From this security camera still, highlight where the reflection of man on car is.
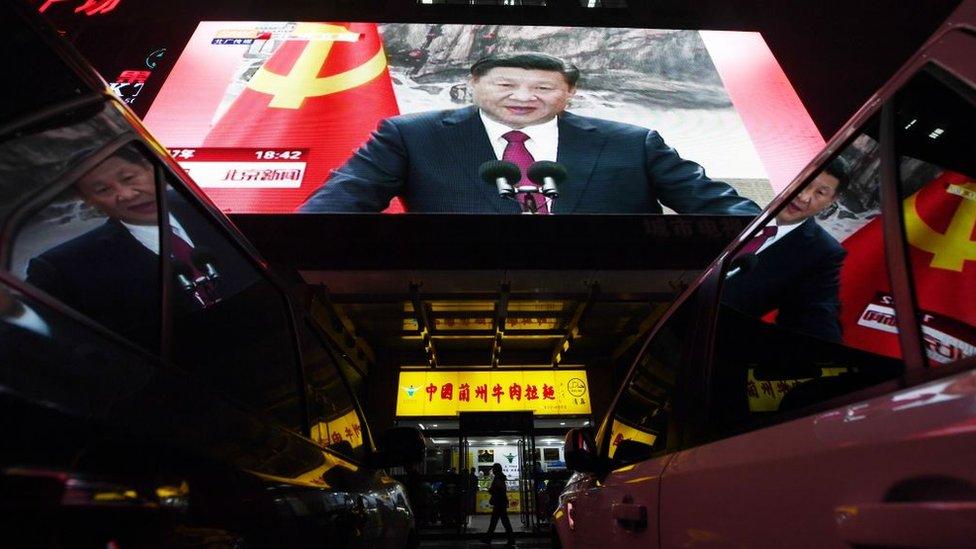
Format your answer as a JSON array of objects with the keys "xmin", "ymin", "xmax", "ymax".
[
  {"xmin": 25, "ymin": 145, "xmax": 241, "ymax": 345},
  {"xmin": 299, "ymin": 52, "xmax": 760, "ymax": 215},
  {"xmin": 722, "ymin": 158, "xmax": 850, "ymax": 342}
]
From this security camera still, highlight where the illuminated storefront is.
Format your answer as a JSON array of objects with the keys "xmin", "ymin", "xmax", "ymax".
[{"xmin": 395, "ymin": 369, "xmax": 591, "ymax": 521}]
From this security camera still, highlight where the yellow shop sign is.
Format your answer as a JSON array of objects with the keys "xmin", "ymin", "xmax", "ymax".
[{"xmin": 395, "ymin": 370, "xmax": 591, "ymax": 417}]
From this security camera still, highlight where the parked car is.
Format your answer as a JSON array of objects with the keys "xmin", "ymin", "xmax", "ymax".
[
  {"xmin": 556, "ymin": 1, "xmax": 976, "ymax": 547},
  {"xmin": 0, "ymin": 2, "xmax": 422, "ymax": 546}
]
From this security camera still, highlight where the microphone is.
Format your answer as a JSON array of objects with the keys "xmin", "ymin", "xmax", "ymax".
[
  {"xmin": 479, "ymin": 160, "xmax": 521, "ymax": 199},
  {"xmin": 173, "ymin": 262, "xmax": 196, "ymax": 291},
  {"xmin": 527, "ymin": 161, "xmax": 567, "ymax": 199},
  {"xmin": 173, "ymin": 261, "xmax": 208, "ymax": 307},
  {"xmin": 192, "ymin": 249, "xmax": 220, "ymax": 282}
]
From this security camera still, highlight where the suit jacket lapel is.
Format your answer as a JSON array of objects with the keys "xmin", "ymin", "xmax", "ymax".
[
  {"xmin": 783, "ymin": 218, "xmax": 818, "ymax": 246},
  {"xmin": 103, "ymin": 219, "xmax": 159, "ymax": 273},
  {"xmin": 555, "ymin": 112, "xmax": 603, "ymax": 213},
  {"xmin": 759, "ymin": 218, "xmax": 816, "ymax": 269},
  {"xmin": 441, "ymin": 106, "xmax": 517, "ymax": 213}
]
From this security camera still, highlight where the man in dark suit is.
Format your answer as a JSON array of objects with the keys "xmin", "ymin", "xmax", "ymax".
[
  {"xmin": 299, "ymin": 52, "xmax": 760, "ymax": 215},
  {"xmin": 722, "ymin": 158, "xmax": 851, "ymax": 342},
  {"xmin": 25, "ymin": 145, "xmax": 252, "ymax": 347}
]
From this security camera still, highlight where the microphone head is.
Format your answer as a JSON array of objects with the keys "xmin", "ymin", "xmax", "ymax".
[
  {"xmin": 192, "ymin": 248, "xmax": 220, "ymax": 280},
  {"xmin": 527, "ymin": 161, "xmax": 566, "ymax": 198},
  {"xmin": 172, "ymin": 262, "xmax": 195, "ymax": 290},
  {"xmin": 526, "ymin": 161, "xmax": 567, "ymax": 185},
  {"xmin": 479, "ymin": 160, "xmax": 521, "ymax": 184}
]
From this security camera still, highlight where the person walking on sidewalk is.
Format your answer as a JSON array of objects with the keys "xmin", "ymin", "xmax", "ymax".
[
  {"xmin": 483, "ymin": 463, "xmax": 516, "ymax": 546},
  {"xmin": 464, "ymin": 467, "xmax": 479, "ymax": 531}
]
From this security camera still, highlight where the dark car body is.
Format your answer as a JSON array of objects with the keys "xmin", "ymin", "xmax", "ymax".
[
  {"xmin": 0, "ymin": 3, "xmax": 420, "ymax": 546},
  {"xmin": 556, "ymin": 1, "xmax": 976, "ymax": 547}
]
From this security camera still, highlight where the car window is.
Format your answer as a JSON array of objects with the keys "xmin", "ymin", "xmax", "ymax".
[
  {"xmin": 6, "ymin": 140, "xmax": 162, "ymax": 350},
  {"xmin": 603, "ymin": 285, "xmax": 702, "ymax": 466},
  {"xmin": 0, "ymin": 100, "xmax": 131, "ymax": 229},
  {"xmin": 336, "ymin": 356, "xmax": 367, "ymax": 418},
  {"xmin": 308, "ymin": 292, "xmax": 370, "ymax": 406},
  {"xmin": 893, "ymin": 67, "xmax": 976, "ymax": 368},
  {"xmin": 709, "ymin": 121, "xmax": 908, "ymax": 436},
  {"xmin": 162, "ymin": 182, "xmax": 304, "ymax": 433},
  {"xmin": 302, "ymin": 319, "xmax": 370, "ymax": 462}
]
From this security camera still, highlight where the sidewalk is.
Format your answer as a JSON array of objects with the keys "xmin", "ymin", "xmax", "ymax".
[
  {"xmin": 419, "ymin": 513, "xmax": 547, "ymax": 541},
  {"xmin": 420, "ymin": 537, "xmax": 550, "ymax": 548}
]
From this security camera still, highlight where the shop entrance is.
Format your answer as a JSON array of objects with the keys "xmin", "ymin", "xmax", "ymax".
[
  {"xmin": 395, "ymin": 415, "xmax": 580, "ymax": 537},
  {"xmin": 459, "ymin": 411, "xmax": 538, "ymax": 532}
]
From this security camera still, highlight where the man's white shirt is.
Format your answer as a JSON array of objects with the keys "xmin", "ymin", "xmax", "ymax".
[
  {"xmin": 479, "ymin": 111, "xmax": 559, "ymax": 209},
  {"xmin": 754, "ymin": 218, "xmax": 803, "ymax": 255},
  {"xmin": 479, "ymin": 111, "xmax": 559, "ymax": 164},
  {"xmin": 122, "ymin": 214, "xmax": 194, "ymax": 256}
]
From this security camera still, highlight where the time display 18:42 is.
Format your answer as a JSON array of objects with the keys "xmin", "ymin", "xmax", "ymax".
[{"xmin": 254, "ymin": 150, "xmax": 304, "ymax": 160}]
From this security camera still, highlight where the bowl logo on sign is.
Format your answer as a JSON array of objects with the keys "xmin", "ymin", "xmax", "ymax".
[{"xmin": 567, "ymin": 378, "xmax": 586, "ymax": 398}]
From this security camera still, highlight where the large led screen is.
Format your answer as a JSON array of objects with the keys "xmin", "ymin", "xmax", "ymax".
[{"xmin": 144, "ymin": 23, "xmax": 824, "ymax": 214}]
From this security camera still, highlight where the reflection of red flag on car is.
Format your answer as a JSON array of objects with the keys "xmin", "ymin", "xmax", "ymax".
[
  {"xmin": 838, "ymin": 171, "xmax": 976, "ymax": 362},
  {"xmin": 203, "ymin": 22, "xmax": 403, "ymax": 213}
]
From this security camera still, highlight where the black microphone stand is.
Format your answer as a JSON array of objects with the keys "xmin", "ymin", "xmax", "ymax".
[
  {"xmin": 479, "ymin": 160, "xmax": 561, "ymax": 215},
  {"xmin": 517, "ymin": 188, "xmax": 542, "ymax": 215}
]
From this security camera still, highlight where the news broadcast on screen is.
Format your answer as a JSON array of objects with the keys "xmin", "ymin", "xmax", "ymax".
[{"xmin": 143, "ymin": 22, "xmax": 825, "ymax": 214}]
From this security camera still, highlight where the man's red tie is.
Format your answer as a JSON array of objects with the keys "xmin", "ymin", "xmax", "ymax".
[
  {"xmin": 734, "ymin": 225, "xmax": 778, "ymax": 259},
  {"xmin": 502, "ymin": 130, "xmax": 549, "ymax": 214}
]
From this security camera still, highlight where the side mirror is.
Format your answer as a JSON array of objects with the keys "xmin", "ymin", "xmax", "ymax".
[
  {"xmin": 370, "ymin": 427, "xmax": 426, "ymax": 468},
  {"xmin": 563, "ymin": 428, "xmax": 600, "ymax": 473}
]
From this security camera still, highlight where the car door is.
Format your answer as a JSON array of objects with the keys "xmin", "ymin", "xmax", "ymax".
[
  {"xmin": 658, "ymin": 41, "xmax": 976, "ymax": 548},
  {"xmin": 154, "ymin": 162, "xmax": 408, "ymax": 547},
  {"xmin": 300, "ymin": 313, "xmax": 416, "ymax": 548},
  {"xmin": 555, "ymin": 276, "xmax": 718, "ymax": 549},
  {"xmin": 0, "ymin": 98, "xmax": 303, "ymax": 545},
  {"xmin": 0, "ymin": 6, "xmax": 408, "ymax": 546}
]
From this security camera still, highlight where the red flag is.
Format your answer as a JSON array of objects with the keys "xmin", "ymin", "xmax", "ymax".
[
  {"xmin": 202, "ymin": 22, "xmax": 403, "ymax": 213},
  {"xmin": 838, "ymin": 171, "xmax": 976, "ymax": 363}
]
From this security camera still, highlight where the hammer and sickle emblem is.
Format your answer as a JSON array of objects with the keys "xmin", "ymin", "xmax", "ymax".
[
  {"xmin": 247, "ymin": 22, "xmax": 387, "ymax": 109},
  {"xmin": 903, "ymin": 181, "xmax": 976, "ymax": 272}
]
